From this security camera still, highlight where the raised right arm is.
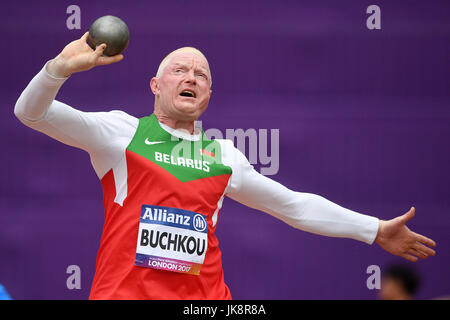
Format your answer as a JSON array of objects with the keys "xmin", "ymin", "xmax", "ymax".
[
  {"xmin": 14, "ymin": 60, "xmax": 133, "ymax": 154},
  {"xmin": 14, "ymin": 31, "xmax": 124, "ymax": 137},
  {"xmin": 15, "ymin": 31, "xmax": 122, "ymax": 121},
  {"xmin": 14, "ymin": 32, "xmax": 135, "ymax": 179}
]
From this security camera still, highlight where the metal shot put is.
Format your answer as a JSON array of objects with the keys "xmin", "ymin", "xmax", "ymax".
[{"xmin": 88, "ymin": 15, "xmax": 129, "ymax": 56}]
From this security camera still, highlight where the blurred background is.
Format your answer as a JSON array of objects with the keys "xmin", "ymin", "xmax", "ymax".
[{"xmin": 0, "ymin": 0, "xmax": 449, "ymax": 299}]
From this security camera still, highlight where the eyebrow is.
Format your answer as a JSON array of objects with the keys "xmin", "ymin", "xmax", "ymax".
[{"xmin": 172, "ymin": 63, "xmax": 208, "ymax": 74}]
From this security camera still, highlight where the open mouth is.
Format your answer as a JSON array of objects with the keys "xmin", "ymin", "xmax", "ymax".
[{"xmin": 179, "ymin": 90, "xmax": 196, "ymax": 98}]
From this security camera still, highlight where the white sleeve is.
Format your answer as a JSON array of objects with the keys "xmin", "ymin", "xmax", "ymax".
[
  {"xmin": 219, "ymin": 140, "xmax": 380, "ymax": 245},
  {"xmin": 14, "ymin": 61, "xmax": 138, "ymax": 179}
]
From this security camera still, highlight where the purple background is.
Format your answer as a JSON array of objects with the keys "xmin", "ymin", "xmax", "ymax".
[{"xmin": 1, "ymin": 0, "xmax": 449, "ymax": 299}]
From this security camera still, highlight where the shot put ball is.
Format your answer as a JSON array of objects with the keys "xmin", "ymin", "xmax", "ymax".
[{"xmin": 87, "ymin": 15, "xmax": 130, "ymax": 56}]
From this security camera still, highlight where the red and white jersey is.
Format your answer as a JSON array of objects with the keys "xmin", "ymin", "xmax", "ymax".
[{"xmin": 14, "ymin": 62, "xmax": 379, "ymax": 299}]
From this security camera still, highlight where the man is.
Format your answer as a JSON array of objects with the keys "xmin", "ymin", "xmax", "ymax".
[
  {"xmin": 14, "ymin": 33, "xmax": 436, "ymax": 299},
  {"xmin": 379, "ymin": 264, "xmax": 421, "ymax": 300}
]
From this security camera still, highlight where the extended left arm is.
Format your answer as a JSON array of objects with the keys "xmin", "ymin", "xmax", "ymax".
[
  {"xmin": 226, "ymin": 160, "xmax": 379, "ymax": 244},
  {"xmin": 223, "ymin": 143, "xmax": 436, "ymax": 260}
]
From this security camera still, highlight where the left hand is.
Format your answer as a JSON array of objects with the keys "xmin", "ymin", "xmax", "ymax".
[{"xmin": 375, "ymin": 207, "xmax": 436, "ymax": 262}]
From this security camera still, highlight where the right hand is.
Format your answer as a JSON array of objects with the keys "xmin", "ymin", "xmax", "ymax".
[{"xmin": 47, "ymin": 32, "xmax": 124, "ymax": 78}]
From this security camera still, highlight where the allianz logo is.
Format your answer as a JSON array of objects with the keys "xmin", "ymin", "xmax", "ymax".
[{"xmin": 142, "ymin": 207, "xmax": 207, "ymax": 232}]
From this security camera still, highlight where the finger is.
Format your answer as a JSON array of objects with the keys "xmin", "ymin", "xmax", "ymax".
[
  {"xmin": 96, "ymin": 54, "xmax": 124, "ymax": 66},
  {"xmin": 400, "ymin": 252, "xmax": 418, "ymax": 262},
  {"xmin": 413, "ymin": 242, "xmax": 436, "ymax": 257},
  {"xmin": 408, "ymin": 248, "xmax": 428, "ymax": 259},
  {"xmin": 93, "ymin": 43, "xmax": 107, "ymax": 57},
  {"xmin": 81, "ymin": 31, "xmax": 89, "ymax": 42},
  {"xmin": 414, "ymin": 232, "xmax": 436, "ymax": 248},
  {"xmin": 401, "ymin": 207, "xmax": 415, "ymax": 224}
]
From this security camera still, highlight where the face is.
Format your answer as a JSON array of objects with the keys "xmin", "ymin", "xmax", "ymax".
[
  {"xmin": 151, "ymin": 51, "xmax": 212, "ymax": 122},
  {"xmin": 379, "ymin": 277, "xmax": 409, "ymax": 300}
]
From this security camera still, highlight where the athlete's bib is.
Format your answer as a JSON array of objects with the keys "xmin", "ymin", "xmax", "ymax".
[{"xmin": 135, "ymin": 205, "xmax": 208, "ymax": 275}]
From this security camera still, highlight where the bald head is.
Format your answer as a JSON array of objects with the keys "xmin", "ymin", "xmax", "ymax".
[
  {"xmin": 150, "ymin": 46, "xmax": 213, "ymax": 125},
  {"xmin": 156, "ymin": 47, "xmax": 212, "ymax": 87}
]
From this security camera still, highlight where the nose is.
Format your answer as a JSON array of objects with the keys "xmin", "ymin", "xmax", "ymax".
[{"xmin": 184, "ymin": 69, "xmax": 196, "ymax": 84}]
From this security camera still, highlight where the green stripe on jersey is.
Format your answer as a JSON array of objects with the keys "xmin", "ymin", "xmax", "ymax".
[{"xmin": 127, "ymin": 114, "xmax": 232, "ymax": 182}]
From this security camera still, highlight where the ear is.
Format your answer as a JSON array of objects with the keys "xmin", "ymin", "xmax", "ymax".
[{"xmin": 150, "ymin": 77, "xmax": 159, "ymax": 95}]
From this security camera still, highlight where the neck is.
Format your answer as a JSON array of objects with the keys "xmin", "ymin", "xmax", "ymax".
[{"xmin": 153, "ymin": 111, "xmax": 196, "ymax": 135}]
